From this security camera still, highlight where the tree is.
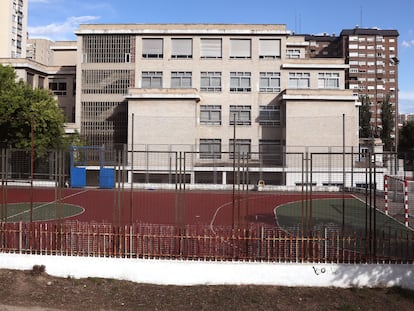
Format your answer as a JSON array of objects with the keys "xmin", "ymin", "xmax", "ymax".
[
  {"xmin": 380, "ymin": 94, "xmax": 394, "ymax": 151},
  {"xmin": 398, "ymin": 120, "xmax": 414, "ymax": 170},
  {"xmin": 0, "ymin": 65, "xmax": 66, "ymax": 157},
  {"xmin": 399, "ymin": 121, "xmax": 414, "ymax": 153},
  {"xmin": 359, "ymin": 95, "xmax": 372, "ymax": 138}
]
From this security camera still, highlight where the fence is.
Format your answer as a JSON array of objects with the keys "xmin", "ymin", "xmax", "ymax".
[
  {"xmin": 0, "ymin": 221, "xmax": 412, "ymax": 264},
  {"xmin": 1, "ymin": 146, "xmax": 413, "ymax": 263}
]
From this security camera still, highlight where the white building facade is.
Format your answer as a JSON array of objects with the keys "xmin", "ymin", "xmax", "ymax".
[{"xmin": 0, "ymin": 0, "xmax": 27, "ymax": 58}]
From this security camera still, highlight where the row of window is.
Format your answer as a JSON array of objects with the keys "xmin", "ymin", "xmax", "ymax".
[
  {"xmin": 141, "ymin": 71, "xmax": 339, "ymax": 91},
  {"xmin": 200, "ymin": 105, "xmax": 280, "ymax": 127},
  {"xmin": 142, "ymin": 38, "xmax": 281, "ymax": 60},
  {"xmin": 348, "ymin": 36, "xmax": 395, "ymax": 43},
  {"xmin": 199, "ymin": 139, "xmax": 282, "ymax": 159}
]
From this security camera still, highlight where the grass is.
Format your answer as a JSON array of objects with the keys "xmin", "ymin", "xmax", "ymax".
[
  {"xmin": 0, "ymin": 202, "xmax": 83, "ymax": 222},
  {"xmin": 275, "ymin": 197, "xmax": 412, "ymax": 235}
]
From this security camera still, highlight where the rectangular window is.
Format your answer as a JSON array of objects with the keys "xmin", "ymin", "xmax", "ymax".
[
  {"xmin": 200, "ymin": 139, "xmax": 221, "ymax": 159},
  {"xmin": 286, "ymin": 49, "xmax": 301, "ymax": 59},
  {"xmin": 200, "ymin": 39, "xmax": 222, "ymax": 58},
  {"xmin": 49, "ymin": 81, "xmax": 67, "ymax": 96},
  {"xmin": 259, "ymin": 105, "xmax": 281, "ymax": 126},
  {"xmin": 171, "ymin": 72, "xmax": 192, "ymax": 88},
  {"xmin": 82, "ymin": 35, "xmax": 135, "ymax": 63},
  {"xmin": 230, "ymin": 72, "xmax": 251, "ymax": 92},
  {"xmin": 142, "ymin": 71, "xmax": 163, "ymax": 88},
  {"xmin": 142, "ymin": 38, "xmax": 163, "ymax": 58},
  {"xmin": 259, "ymin": 140, "xmax": 283, "ymax": 165},
  {"xmin": 229, "ymin": 139, "xmax": 251, "ymax": 159},
  {"xmin": 259, "ymin": 39, "xmax": 281, "ymax": 58},
  {"xmin": 171, "ymin": 38, "xmax": 192, "ymax": 58},
  {"xmin": 230, "ymin": 39, "xmax": 251, "ymax": 58},
  {"xmin": 318, "ymin": 72, "xmax": 340, "ymax": 89},
  {"xmin": 230, "ymin": 105, "xmax": 251, "ymax": 125},
  {"xmin": 260, "ymin": 72, "xmax": 280, "ymax": 92},
  {"xmin": 288, "ymin": 72, "xmax": 310, "ymax": 89},
  {"xmin": 200, "ymin": 105, "xmax": 221, "ymax": 125},
  {"xmin": 200, "ymin": 72, "xmax": 222, "ymax": 92},
  {"xmin": 82, "ymin": 69, "xmax": 132, "ymax": 94}
]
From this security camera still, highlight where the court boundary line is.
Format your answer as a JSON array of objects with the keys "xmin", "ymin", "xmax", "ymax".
[{"xmin": 5, "ymin": 189, "xmax": 89, "ymax": 221}]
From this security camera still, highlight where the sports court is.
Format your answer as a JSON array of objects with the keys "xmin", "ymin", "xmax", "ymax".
[{"xmin": 1, "ymin": 186, "xmax": 410, "ymax": 235}]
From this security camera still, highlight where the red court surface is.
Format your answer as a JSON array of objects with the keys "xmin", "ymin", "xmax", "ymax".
[{"xmin": 1, "ymin": 187, "xmax": 347, "ymax": 227}]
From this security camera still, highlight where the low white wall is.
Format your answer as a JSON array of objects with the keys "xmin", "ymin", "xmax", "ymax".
[{"xmin": 0, "ymin": 254, "xmax": 413, "ymax": 289}]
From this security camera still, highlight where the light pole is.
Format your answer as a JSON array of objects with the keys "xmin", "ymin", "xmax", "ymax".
[{"xmin": 30, "ymin": 114, "xmax": 34, "ymax": 223}]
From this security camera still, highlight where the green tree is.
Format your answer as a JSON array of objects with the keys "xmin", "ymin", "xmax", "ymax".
[
  {"xmin": 380, "ymin": 94, "xmax": 394, "ymax": 151},
  {"xmin": 0, "ymin": 65, "xmax": 66, "ymax": 157},
  {"xmin": 399, "ymin": 120, "xmax": 414, "ymax": 153},
  {"xmin": 359, "ymin": 95, "xmax": 372, "ymax": 138},
  {"xmin": 398, "ymin": 120, "xmax": 414, "ymax": 170}
]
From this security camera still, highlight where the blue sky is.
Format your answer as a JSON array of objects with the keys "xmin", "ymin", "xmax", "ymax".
[{"xmin": 28, "ymin": 0, "xmax": 414, "ymax": 113}]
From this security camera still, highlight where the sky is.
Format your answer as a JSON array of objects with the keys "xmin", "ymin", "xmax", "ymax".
[{"xmin": 27, "ymin": 0, "xmax": 414, "ymax": 113}]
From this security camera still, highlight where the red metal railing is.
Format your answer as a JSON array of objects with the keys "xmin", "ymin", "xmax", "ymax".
[{"xmin": 0, "ymin": 221, "xmax": 413, "ymax": 264}]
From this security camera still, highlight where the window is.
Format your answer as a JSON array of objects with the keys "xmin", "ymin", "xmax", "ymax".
[
  {"xmin": 142, "ymin": 71, "xmax": 162, "ymax": 88},
  {"xmin": 259, "ymin": 39, "xmax": 280, "ymax": 59},
  {"xmin": 49, "ymin": 81, "xmax": 67, "ymax": 96},
  {"xmin": 200, "ymin": 39, "xmax": 222, "ymax": 58},
  {"xmin": 171, "ymin": 38, "xmax": 192, "ymax": 58},
  {"xmin": 286, "ymin": 49, "xmax": 301, "ymax": 59},
  {"xmin": 230, "ymin": 105, "xmax": 251, "ymax": 125},
  {"xmin": 230, "ymin": 72, "xmax": 251, "ymax": 92},
  {"xmin": 260, "ymin": 72, "xmax": 280, "ymax": 92},
  {"xmin": 229, "ymin": 139, "xmax": 251, "ymax": 159},
  {"xmin": 318, "ymin": 73, "xmax": 340, "ymax": 89},
  {"xmin": 82, "ymin": 70, "xmax": 132, "ymax": 94},
  {"xmin": 200, "ymin": 105, "xmax": 221, "ymax": 125},
  {"xmin": 259, "ymin": 140, "xmax": 283, "ymax": 165},
  {"xmin": 230, "ymin": 39, "xmax": 251, "ymax": 58},
  {"xmin": 200, "ymin": 139, "xmax": 221, "ymax": 159},
  {"xmin": 259, "ymin": 106, "xmax": 281, "ymax": 126},
  {"xmin": 288, "ymin": 72, "xmax": 310, "ymax": 89},
  {"xmin": 83, "ymin": 35, "xmax": 135, "ymax": 63},
  {"xmin": 200, "ymin": 72, "xmax": 222, "ymax": 92},
  {"xmin": 142, "ymin": 38, "xmax": 163, "ymax": 58},
  {"xmin": 171, "ymin": 72, "xmax": 192, "ymax": 88}
]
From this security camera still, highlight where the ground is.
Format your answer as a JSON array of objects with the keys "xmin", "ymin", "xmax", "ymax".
[{"xmin": 0, "ymin": 268, "xmax": 413, "ymax": 311}]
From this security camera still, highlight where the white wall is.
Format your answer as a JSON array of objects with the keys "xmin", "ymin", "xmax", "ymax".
[{"xmin": 1, "ymin": 254, "xmax": 413, "ymax": 289}]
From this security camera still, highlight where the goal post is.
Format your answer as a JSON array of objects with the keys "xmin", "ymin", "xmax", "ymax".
[{"xmin": 385, "ymin": 175, "xmax": 409, "ymax": 227}]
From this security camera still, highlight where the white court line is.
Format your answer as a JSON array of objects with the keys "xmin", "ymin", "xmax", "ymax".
[
  {"xmin": 209, "ymin": 195, "xmax": 266, "ymax": 235},
  {"xmin": 7, "ymin": 189, "xmax": 89, "ymax": 220}
]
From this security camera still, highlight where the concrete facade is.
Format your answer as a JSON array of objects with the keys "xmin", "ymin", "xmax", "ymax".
[
  {"xmin": 0, "ymin": 38, "xmax": 77, "ymax": 126},
  {"xmin": 75, "ymin": 24, "xmax": 360, "ymax": 157}
]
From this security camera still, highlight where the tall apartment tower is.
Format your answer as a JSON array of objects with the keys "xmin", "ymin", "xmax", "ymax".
[
  {"xmin": 0, "ymin": 0, "xmax": 28, "ymax": 58},
  {"xmin": 341, "ymin": 28, "xmax": 399, "ymax": 139}
]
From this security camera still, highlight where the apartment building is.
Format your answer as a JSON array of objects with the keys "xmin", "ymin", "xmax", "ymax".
[
  {"xmin": 76, "ymin": 24, "xmax": 359, "ymax": 156},
  {"xmin": 303, "ymin": 27, "xmax": 399, "ymax": 147},
  {"xmin": 0, "ymin": 0, "xmax": 27, "ymax": 58}
]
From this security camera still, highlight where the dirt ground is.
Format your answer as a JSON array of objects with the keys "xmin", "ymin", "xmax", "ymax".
[{"xmin": 0, "ymin": 268, "xmax": 414, "ymax": 311}]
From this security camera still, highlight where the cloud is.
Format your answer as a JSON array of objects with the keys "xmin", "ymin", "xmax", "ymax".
[
  {"xmin": 401, "ymin": 40, "xmax": 414, "ymax": 48},
  {"xmin": 28, "ymin": 16, "xmax": 100, "ymax": 41}
]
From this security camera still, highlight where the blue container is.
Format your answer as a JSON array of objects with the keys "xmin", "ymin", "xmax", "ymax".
[
  {"xmin": 70, "ymin": 167, "xmax": 86, "ymax": 188},
  {"xmin": 99, "ymin": 168, "xmax": 115, "ymax": 189}
]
